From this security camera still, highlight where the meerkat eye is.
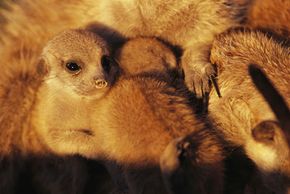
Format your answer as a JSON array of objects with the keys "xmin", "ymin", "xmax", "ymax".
[
  {"xmin": 101, "ymin": 55, "xmax": 111, "ymax": 73},
  {"xmin": 65, "ymin": 61, "xmax": 81, "ymax": 74}
]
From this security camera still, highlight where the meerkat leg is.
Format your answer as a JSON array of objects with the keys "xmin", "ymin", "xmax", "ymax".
[{"xmin": 181, "ymin": 42, "xmax": 216, "ymax": 100}]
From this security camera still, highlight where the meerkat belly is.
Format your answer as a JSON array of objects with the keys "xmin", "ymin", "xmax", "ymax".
[{"xmin": 33, "ymin": 87, "xmax": 98, "ymax": 156}]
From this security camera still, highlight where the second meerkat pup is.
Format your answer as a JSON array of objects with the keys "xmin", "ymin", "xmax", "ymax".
[
  {"xmin": 34, "ymin": 33, "xmax": 224, "ymax": 193},
  {"xmin": 115, "ymin": 37, "xmax": 179, "ymax": 78},
  {"xmin": 209, "ymin": 29, "xmax": 290, "ymax": 193}
]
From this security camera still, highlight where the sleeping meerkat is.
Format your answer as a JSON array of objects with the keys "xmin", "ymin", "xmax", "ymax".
[
  {"xmin": 209, "ymin": 29, "xmax": 290, "ymax": 193},
  {"xmin": 1, "ymin": 0, "xmax": 251, "ymax": 98},
  {"xmin": 115, "ymin": 37, "xmax": 181, "ymax": 82},
  {"xmin": 244, "ymin": 64, "xmax": 290, "ymax": 194},
  {"xmin": 33, "ymin": 33, "xmax": 224, "ymax": 193}
]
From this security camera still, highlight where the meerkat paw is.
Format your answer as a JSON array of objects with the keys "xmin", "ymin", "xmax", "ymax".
[
  {"xmin": 160, "ymin": 137, "xmax": 184, "ymax": 176},
  {"xmin": 183, "ymin": 62, "xmax": 216, "ymax": 98},
  {"xmin": 160, "ymin": 135, "xmax": 224, "ymax": 194},
  {"xmin": 160, "ymin": 137, "xmax": 200, "ymax": 194},
  {"xmin": 160, "ymin": 137, "xmax": 190, "ymax": 194}
]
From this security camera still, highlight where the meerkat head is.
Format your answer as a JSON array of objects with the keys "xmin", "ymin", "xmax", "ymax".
[{"xmin": 40, "ymin": 29, "xmax": 118, "ymax": 99}]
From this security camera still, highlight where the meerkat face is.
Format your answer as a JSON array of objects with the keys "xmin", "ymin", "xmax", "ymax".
[{"xmin": 41, "ymin": 29, "xmax": 118, "ymax": 99}]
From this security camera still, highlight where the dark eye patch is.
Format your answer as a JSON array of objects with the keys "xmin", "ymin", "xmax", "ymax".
[{"xmin": 101, "ymin": 55, "xmax": 111, "ymax": 73}]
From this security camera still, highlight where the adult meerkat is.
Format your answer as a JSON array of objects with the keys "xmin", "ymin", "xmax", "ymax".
[
  {"xmin": 1, "ymin": 0, "xmax": 251, "ymax": 98},
  {"xmin": 209, "ymin": 29, "xmax": 290, "ymax": 193},
  {"xmin": 33, "ymin": 33, "xmax": 224, "ymax": 193}
]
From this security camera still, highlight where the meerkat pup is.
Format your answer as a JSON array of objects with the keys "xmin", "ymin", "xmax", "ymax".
[
  {"xmin": 33, "ymin": 29, "xmax": 119, "ymax": 157},
  {"xmin": 1, "ymin": 0, "xmax": 251, "ymax": 98},
  {"xmin": 209, "ymin": 29, "xmax": 290, "ymax": 193},
  {"xmin": 0, "ymin": 53, "xmax": 109, "ymax": 194},
  {"xmin": 115, "ymin": 37, "xmax": 179, "ymax": 80},
  {"xmin": 33, "ymin": 33, "xmax": 224, "ymax": 193},
  {"xmin": 245, "ymin": 64, "xmax": 290, "ymax": 194},
  {"xmin": 0, "ymin": 28, "xmax": 118, "ymax": 194}
]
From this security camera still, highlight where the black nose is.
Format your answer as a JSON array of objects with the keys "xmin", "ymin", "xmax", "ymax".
[{"xmin": 101, "ymin": 55, "xmax": 111, "ymax": 74}]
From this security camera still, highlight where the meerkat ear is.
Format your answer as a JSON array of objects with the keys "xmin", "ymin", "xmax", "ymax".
[
  {"xmin": 36, "ymin": 58, "xmax": 50, "ymax": 77},
  {"xmin": 252, "ymin": 120, "xmax": 279, "ymax": 144}
]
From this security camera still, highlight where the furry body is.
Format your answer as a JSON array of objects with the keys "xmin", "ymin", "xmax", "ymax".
[
  {"xmin": 0, "ymin": 66, "xmax": 113, "ymax": 194},
  {"xmin": 115, "ymin": 37, "xmax": 179, "ymax": 79},
  {"xmin": 33, "ymin": 29, "xmax": 118, "ymax": 158},
  {"xmin": 33, "ymin": 34, "xmax": 224, "ymax": 194},
  {"xmin": 0, "ymin": 0, "xmax": 250, "ymax": 97},
  {"xmin": 209, "ymin": 29, "xmax": 290, "ymax": 193},
  {"xmin": 246, "ymin": 0, "xmax": 290, "ymax": 38}
]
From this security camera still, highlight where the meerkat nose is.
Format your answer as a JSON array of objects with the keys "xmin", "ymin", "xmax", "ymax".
[{"xmin": 95, "ymin": 79, "xmax": 108, "ymax": 89}]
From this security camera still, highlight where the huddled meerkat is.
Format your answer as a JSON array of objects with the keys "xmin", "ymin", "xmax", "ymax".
[
  {"xmin": 246, "ymin": 64, "xmax": 290, "ymax": 194},
  {"xmin": 209, "ymin": 29, "xmax": 290, "ymax": 193},
  {"xmin": 115, "ymin": 37, "xmax": 179, "ymax": 80},
  {"xmin": 0, "ymin": 0, "xmax": 251, "ymax": 98},
  {"xmin": 0, "ymin": 28, "xmax": 119, "ymax": 194},
  {"xmin": 0, "ymin": 55, "xmax": 113, "ymax": 194},
  {"xmin": 33, "ymin": 28, "xmax": 119, "ymax": 157},
  {"xmin": 33, "ymin": 32, "xmax": 224, "ymax": 194}
]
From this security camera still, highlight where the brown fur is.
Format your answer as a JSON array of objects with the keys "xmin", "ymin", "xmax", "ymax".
[
  {"xmin": 33, "ymin": 34, "xmax": 224, "ymax": 193},
  {"xmin": 209, "ymin": 29, "xmax": 290, "ymax": 193},
  {"xmin": 115, "ymin": 37, "xmax": 179, "ymax": 80},
  {"xmin": 245, "ymin": 0, "xmax": 290, "ymax": 38},
  {"xmin": 0, "ymin": 0, "xmax": 251, "ymax": 98}
]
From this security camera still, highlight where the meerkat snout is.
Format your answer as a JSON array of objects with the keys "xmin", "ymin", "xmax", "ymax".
[{"xmin": 95, "ymin": 78, "xmax": 108, "ymax": 89}]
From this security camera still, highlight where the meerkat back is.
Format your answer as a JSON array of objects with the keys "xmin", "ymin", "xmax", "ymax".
[
  {"xmin": 90, "ymin": 75, "xmax": 224, "ymax": 194},
  {"xmin": 115, "ymin": 37, "xmax": 181, "ymax": 81}
]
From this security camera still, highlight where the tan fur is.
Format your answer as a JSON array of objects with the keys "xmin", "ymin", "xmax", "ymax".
[
  {"xmin": 209, "ymin": 29, "xmax": 290, "ymax": 193},
  {"xmin": 0, "ymin": 0, "xmax": 251, "ymax": 98},
  {"xmin": 0, "ymin": 63, "xmax": 114, "ymax": 194},
  {"xmin": 33, "ymin": 34, "xmax": 224, "ymax": 193},
  {"xmin": 33, "ymin": 29, "xmax": 119, "ymax": 157}
]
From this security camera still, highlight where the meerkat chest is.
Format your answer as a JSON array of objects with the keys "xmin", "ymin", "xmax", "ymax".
[{"xmin": 34, "ymin": 86, "xmax": 95, "ymax": 132}]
